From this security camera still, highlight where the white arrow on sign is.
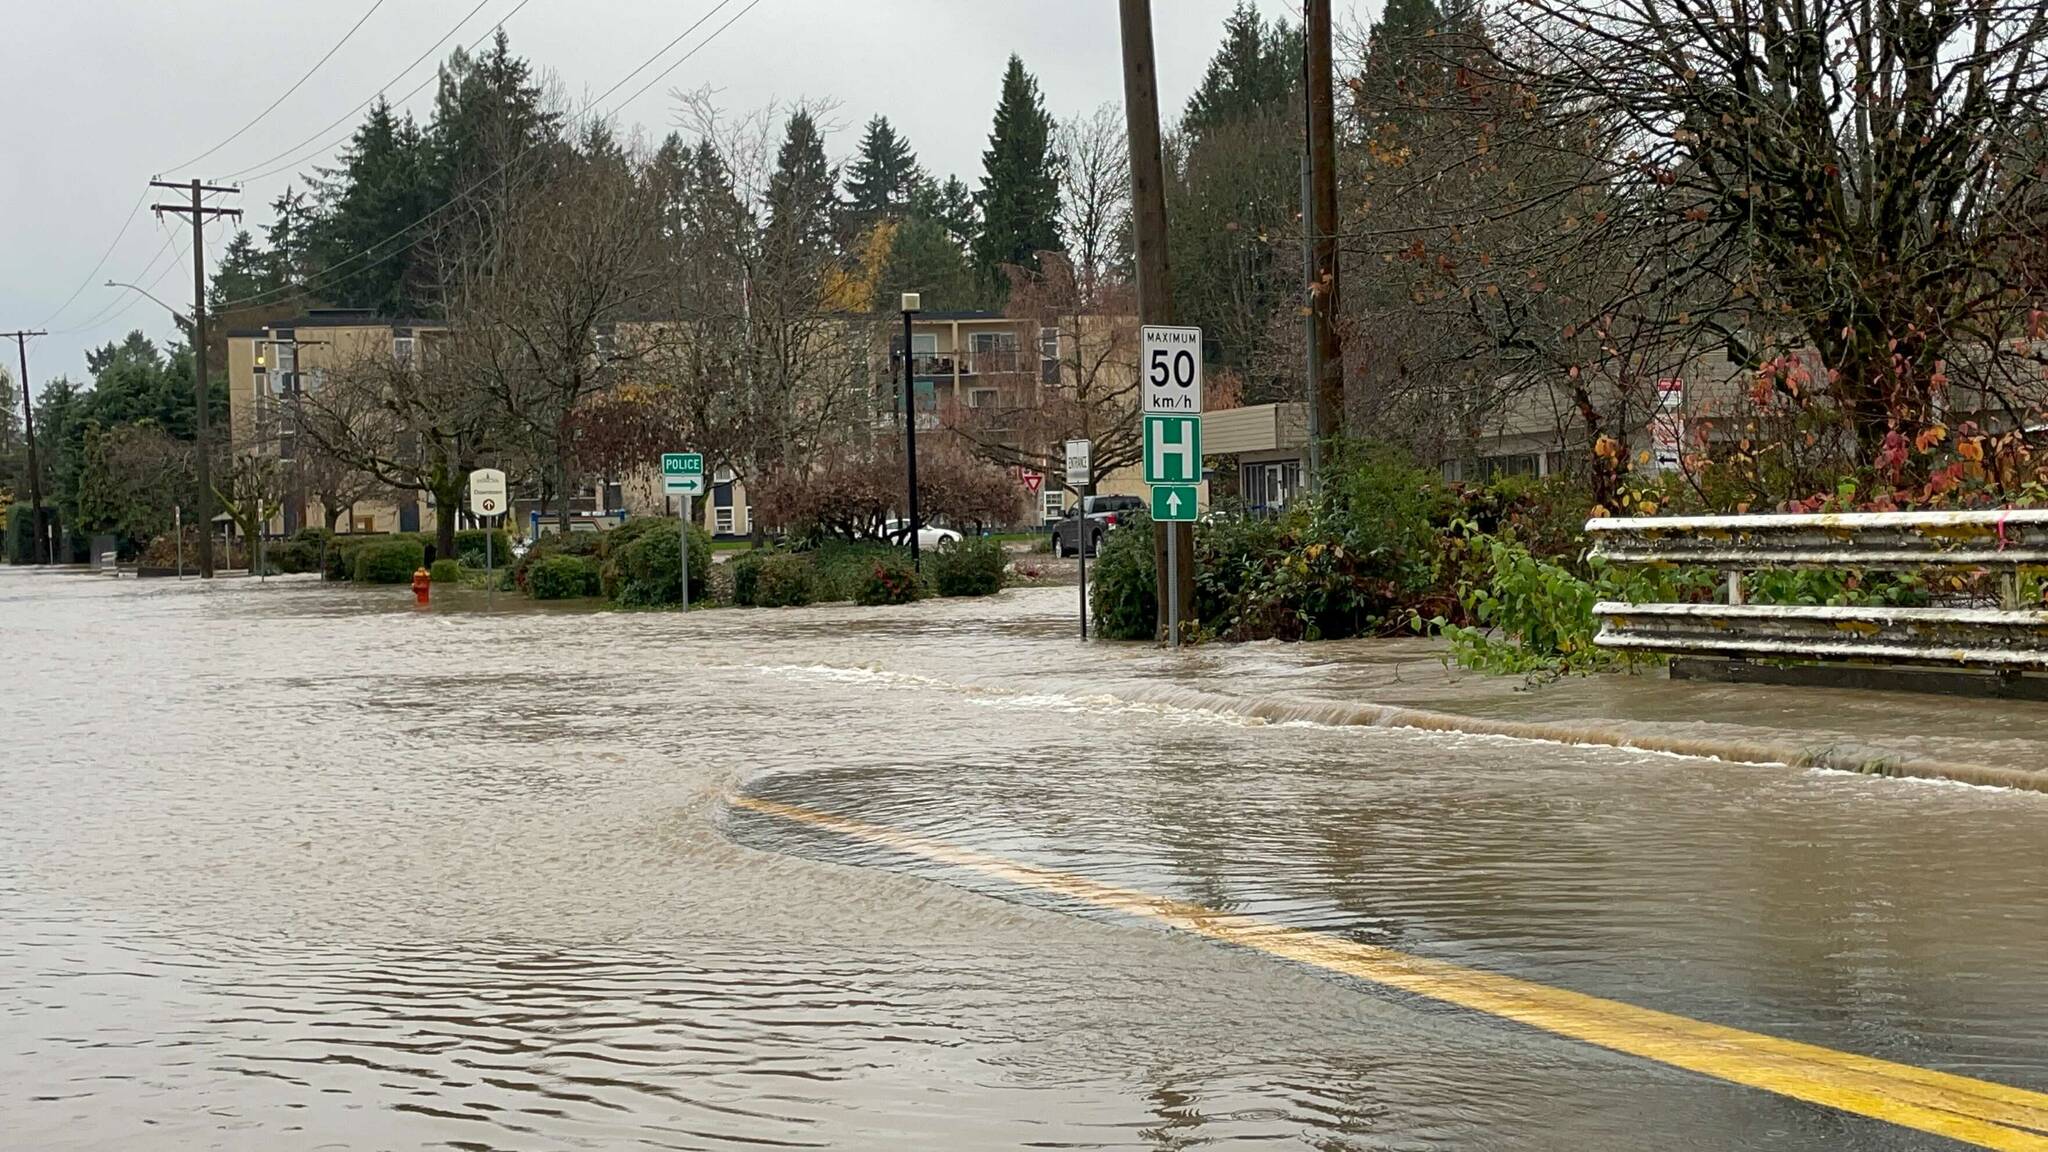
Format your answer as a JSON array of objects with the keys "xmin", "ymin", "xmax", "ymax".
[{"xmin": 1166, "ymin": 490, "xmax": 1185, "ymax": 516}]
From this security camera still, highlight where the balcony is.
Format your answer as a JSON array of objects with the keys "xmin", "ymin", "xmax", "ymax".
[{"xmin": 961, "ymin": 348, "xmax": 1024, "ymax": 376}]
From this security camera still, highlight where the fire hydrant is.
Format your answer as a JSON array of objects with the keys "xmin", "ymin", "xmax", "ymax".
[{"xmin": 412, "ymin": 566, "xmax": 432, "ymax": 606}]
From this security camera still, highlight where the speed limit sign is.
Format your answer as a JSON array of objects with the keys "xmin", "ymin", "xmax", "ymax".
[{"xmin": 1141, "ymin": 325, "xmax": 1202, "ymax": 414}]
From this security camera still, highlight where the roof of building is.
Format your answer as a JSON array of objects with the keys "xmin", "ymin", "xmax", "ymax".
[
  {"xmin": 911, "ymin": 309, "xmax": 1010, "ymax": 322},
  {"xmin": 225, "ymin": 308, "xmax": 438, "ymax": 337}
]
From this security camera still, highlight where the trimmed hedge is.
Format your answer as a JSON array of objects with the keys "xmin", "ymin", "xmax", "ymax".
[
  {"xmin": 600, "ymin": 518, "xmax": 711, "ymax": 607},
  {"xmin": 429, "ymin": 558, "xmax": 462, "ymax": 583},
  {"xmin": 528, "ymin": 554, "xmax": 600, "ymax": 600},
  {"xmin": 928, "ymin": 537, "xmax": 1005, "ymax": 598},
  {"xmin": 1090, "ymin": 511, "xmax": 1157, "ymax": 639},
  {"xmin": 353, "ymin": 539, "xmax": 425, "ymax": 584}
]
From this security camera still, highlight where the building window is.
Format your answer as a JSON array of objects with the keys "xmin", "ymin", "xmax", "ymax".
[
  {"xmin": 969, "ymin": 388, "xmax": 998, "ymax": 409},
  {"xmin": 393, "ymin": 336, "xmax": 416, "ymax": 367},
  {"xmin": 715, "ymin": 507, "xmax": 735, "ymax": 535},
  {"xmin": 912, "ymin": 333, "xmax": 938, "ymax": 357},
  {"xmin": 971, "ymin": 331, "xmax": 1017, "ymax": 353}
]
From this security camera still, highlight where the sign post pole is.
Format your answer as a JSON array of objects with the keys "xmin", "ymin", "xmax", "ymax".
[
  {"xmin": 661, "ymin": 452, "xmax": 707, "ymax": 611},
  {"xmin": 485, "ymin": 522, "xmax": 494, "ymax": 610},
  {"xmin": 1065, "ymin": 439, "xmax": 1092, "ymax": 640}
]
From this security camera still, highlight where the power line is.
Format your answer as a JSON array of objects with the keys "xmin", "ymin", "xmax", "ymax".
[
  {"xmin": 214, "ymin": 0, "xmax": 765, "ymax": 314},
  {"xmin": 165, "ymin": 0, "xmax": 390, "ymax": 176},
  {"xmin": 222, "ymin": 0, "xmax": 528, "ymax": 184},
  {"xmin": 35, "ymin": 190, "xmax": 148, "ymax": 329},
  {"xmin": 52, "ymin": 223, "xmax": 185, "ymax": 337}
]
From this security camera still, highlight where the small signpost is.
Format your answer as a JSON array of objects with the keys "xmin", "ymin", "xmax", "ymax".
[
  {"xmin": 469, "ymin": 468, "xmax": 507, "ymax": 608},
  {"xmin": 1065, "ymin": 439, "xmax": 1093, "ymax": 639},
  {"xmin": 662, "ymin": 453, "xmax": 706, "ymax": 611},
  {"xmin": 1141, "ymin": 327, "xmax": 1202, "ymax": 646}
]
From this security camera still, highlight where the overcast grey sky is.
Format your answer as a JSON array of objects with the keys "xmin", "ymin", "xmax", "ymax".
[{"xmin": 0, "ymin": 0, "xmax": 1329, "ymax": 395}]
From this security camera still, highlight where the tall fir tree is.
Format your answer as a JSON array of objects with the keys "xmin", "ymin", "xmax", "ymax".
[
  {"xmin": 209, "ymin": 230, "xmax": 276, "ymax": 312},
  {"xmin": 429, "ymin": 30, "xmax": 558, "ymax": 199},
  {"xmin": 764, "ymin": 108, "xmax": 839, "ymax": 259},
  {"xmin": 973, "ymin": 55, "xmax": 1063, "ymax": 296},
  {"xmin": 312, "ymin": 99, "xmax": 436, "ymax": 315},
  {"xmin": 844, "ymin": 115, "xmax": 924, "ymax": 221},
  {"xmin": 1182, "ymin": 2, "xmax": 1304, "ymax": 146}
]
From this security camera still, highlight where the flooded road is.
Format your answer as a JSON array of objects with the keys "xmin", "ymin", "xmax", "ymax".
[{"xmin": 4, "ymin": 569, "xmax": 2047, "ymax": 1150}]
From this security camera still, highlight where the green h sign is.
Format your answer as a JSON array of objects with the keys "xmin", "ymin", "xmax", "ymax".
[{"xmin": 1143, "ymin": 415, "xmax": 1201, "ymax": 485}]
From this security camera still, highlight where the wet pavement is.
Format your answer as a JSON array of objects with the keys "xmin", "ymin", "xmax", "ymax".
[{"xmin": 4, "ymin": 568, "xmax": 2047, "ymax": 1150}]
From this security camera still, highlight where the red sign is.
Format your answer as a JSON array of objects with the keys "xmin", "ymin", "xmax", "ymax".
[{"xmin": 1022, "ymin": 472, "xmax": 1043, "ymax": 494}]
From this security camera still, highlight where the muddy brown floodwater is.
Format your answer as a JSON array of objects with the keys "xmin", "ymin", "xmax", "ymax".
[{"xmin": 4, "ymin": 569, "xmax": 2047, "ymax": 1151}]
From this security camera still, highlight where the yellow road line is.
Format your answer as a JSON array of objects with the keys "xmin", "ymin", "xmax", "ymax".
[{"xmin": 731, "ymin": 793, "xmax": 2048, "ymax": 1150}]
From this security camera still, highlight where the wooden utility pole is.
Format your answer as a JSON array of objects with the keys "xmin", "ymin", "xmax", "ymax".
[
  {"xmin": 1120, "ymin": 0, "xmax": 1193, "ymax": 642},
  {"xmin": 152, "ymin": 179, "xmax": 241, "ymax": 578},
  {"xmin": 3, "ymin": 330, "xmax": 50, "ymax": 563},
  {"xmin": 1307, "ymin": 0, "xmax": 1344, "ymax": 441}
]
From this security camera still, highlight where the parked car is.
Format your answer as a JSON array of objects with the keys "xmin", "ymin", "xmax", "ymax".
[
  {"xmin": 1050, "ymin": 494, "xmax": 1144, "ymax": 558},
  {"xmin": 882, "ymin": 519, "xmax": 963, "ymax": 551}
]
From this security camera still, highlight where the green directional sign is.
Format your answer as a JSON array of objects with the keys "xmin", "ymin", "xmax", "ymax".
[
  {"xmin": 1143, "ymin": 414, "xmax": 1201, "ymax": 485},
  {"xmin": 1151, "ymin": 484, "xmax": 1198, "ymax": 522},
  {"xmin": 662, "ymin": 452, "xmax": 706, "ymax": 496}
]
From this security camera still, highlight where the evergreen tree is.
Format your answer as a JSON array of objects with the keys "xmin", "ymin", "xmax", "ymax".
[
  {"xmin": 312, "ymin": 100, "xmax": 436, "ymax": 315},
  {"xmin": 844, "ymin": 115, "xmax": 924, "ymax": 220},
  {"xmin": 430, "ymin": 29, "xmax": 557, "ymax": 194},
  {"xmin": 1182, "ymin": 2, "xmax": 1304, "ymax": 145},
  {"xmin": 208, "ymin": 230, "xmax": 277, "ymax": 312},
  {"xmin": 881, "ymin": 214, "xmax": 977, "ymax": 312},
  {"xmin": 973, "ymin": 55, "xmax": 1063, "ymax": 295},
  {"xmin": 912, "ymin": 175, "xmax": 979, "ymax": 253},
  {"xmin": 764, "ymin": 108, "xmax": 839, "ymax": 258}
]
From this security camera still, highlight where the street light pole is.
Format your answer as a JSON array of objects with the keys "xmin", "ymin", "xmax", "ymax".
[{"xmin": 901, "ymin": 293, "xmax": 923, "ymax": 569}]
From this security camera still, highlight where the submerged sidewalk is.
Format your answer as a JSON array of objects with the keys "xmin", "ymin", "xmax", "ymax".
[{"xmin": 1151, "ymin": 635, "xmax": 2048, "ymax": 791}]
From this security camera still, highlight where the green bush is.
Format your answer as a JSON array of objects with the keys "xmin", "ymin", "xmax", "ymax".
[
  {"xmin": 528, "ymin": 553, "xmax": 600, "ymax": 600},
  {"xmin": 809, "ymin": 540, "xmax": 915, "ymax": 601},
  {"xmin": 856, "ymin": 553, "xmax": 921, "ymax": 605},
  {"xmin": 353, "ymin": 539, "xmax": 425, "ymax": 584},
  {"xmin": 1091, "ymin": 511, "xmax": 1158, "ymax": 639},
  {"xmin": 429, "ymin": 558, "xmax": 462, "ymax": 583},
  {"xmin": 927, "ymin": 537, "xmax": 1005, "ymax": 597},
  {"xmin": 733, "ymin": 551, "xmax": 819, "ymax": 607},
  {"xmin": 278, "ymin": 527, "xmax": 331, "ymax": 574},
  {"xmin": 600, "ymin": 518, "xmax": 711, "ymax": 607},
  {"xmin": 5, "ymin": 505, "xmax": 48, "ymax": 564},
  {"xmin": 453, "ymin": 529, "xmax": 512, "ymax": 562},
  {"xmin": 323, "ymin": 533, "xmax": 387, "ymax": 580}
]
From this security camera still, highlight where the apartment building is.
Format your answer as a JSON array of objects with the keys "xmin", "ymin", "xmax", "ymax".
[{"xmin": 225, "ymin": 309, "xmax": 441, "ymax": 537}]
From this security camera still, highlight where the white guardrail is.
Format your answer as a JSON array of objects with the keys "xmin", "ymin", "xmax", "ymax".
[{"xmin": 1586, "ymin": 510, "xmax": 2048, "ymax": 671}]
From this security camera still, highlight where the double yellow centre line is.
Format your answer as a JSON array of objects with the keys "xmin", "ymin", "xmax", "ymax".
[{"xmin": 732, "ymin": 794, "xmax": 2048, "ymax": 1150}]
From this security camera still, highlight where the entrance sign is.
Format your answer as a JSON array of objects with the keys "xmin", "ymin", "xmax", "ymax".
[
  {"xmin": 468, "ymin": 468, "xmax": 507, "ymax": 517},
  {"xmin": 1152, "ymin": 485, "xmax": 1198, "ymax": 522},
  {"xmin": 662, "ymin": 452, "xmax": 706, "ymax": 496},
  {"xmin": 1065, "ymin": 439, "xmax": 1092, "ymax": 487},
  {"xmin": 1141, "ymin": 325, "xmax": 1203, "ymax": 414},
  {"xmin": 469, "ymin": 468, "xmax": 508, "ymax": 610},
  {"xmin": 1143, "ymin": 415, "xmax": 1202, "ymax": 485}
]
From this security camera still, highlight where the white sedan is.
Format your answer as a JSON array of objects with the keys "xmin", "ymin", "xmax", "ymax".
[{"xmin": 882, "ymin": 519, "xmax": 962, "ymax": 551}]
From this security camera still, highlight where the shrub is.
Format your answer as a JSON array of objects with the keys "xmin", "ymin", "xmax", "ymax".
[
  {"xmin": 1091, "ymin": 511, "xmax": 1158, "ymax": 639},
  {"xmin": 810, "ymin": 540, "xmax": 914, "ymax": 601},
  {"xmin": 324, "ymin": 534, "xmax": 387, "ymax": 580},
  {"xmin": 927, "ymin": 537, "xmax": 1005, "ymax": 597},
  {"xmin": 528, "ymin": 554, "xmax": 600, "ymax": 600},
  {"xmin": 600, "ymin": 518, "xmax": 711, "ymax": 607},
  {"xmin": 453, "ymin": 529, "xmax": 512, "ymax": 563},
  {"xmin": 429, "ymin": 558, "xmax": 462, "ymax": 583},
  {"xmin": 856, "ymin": 553, "xmax": 921, "ymax": 605},
  {"xmin": 278, "ymin": 528, "xmax": 331, "ymax": 574},
  {"xmin": 353, "ymin": 539, "xmax": 425, "ymax": 584},
  {"xmin": 734, "ymin": 551, "xmax": 819, "ymax": 607}
]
